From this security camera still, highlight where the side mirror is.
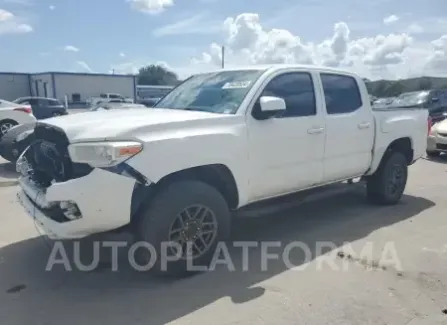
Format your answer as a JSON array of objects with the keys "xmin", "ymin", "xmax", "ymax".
[
  {"xmin": 431, "ymin": 97, "xmax": 439, "ymax": 103},
  {"xmin": 256, "ymin": 96, "xmax": 286, "ymax": 120}
]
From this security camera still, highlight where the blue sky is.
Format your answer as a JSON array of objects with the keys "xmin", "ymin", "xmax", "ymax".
[{"xmin": 0, "ymin": 0, "xmax": 446, "ymax": 79}]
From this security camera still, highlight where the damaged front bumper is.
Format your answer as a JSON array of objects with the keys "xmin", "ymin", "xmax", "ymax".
[{"xmin": 17, "ymin": 167, "xmax": 137, "ymax": 239}]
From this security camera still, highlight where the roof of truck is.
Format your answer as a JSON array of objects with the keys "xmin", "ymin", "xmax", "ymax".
[{"xmin": 203, "ymin": 64, "xmax": 359, "ymax": 77}]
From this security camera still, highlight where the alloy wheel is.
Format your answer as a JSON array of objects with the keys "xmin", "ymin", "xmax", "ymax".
[
  {"xmin": 387, "ymin": 164, "xmax": 405, "ymax": 197},
  {"xmin": 0, "ymin": 122, "xmax": 15, "ymax": 136},
  {"xmin": 167, "ymin": 204, "xmax": 218, "ymax": 260}
]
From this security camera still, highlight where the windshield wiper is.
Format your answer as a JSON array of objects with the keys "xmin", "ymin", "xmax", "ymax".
[{"xmin": 183, "ymin": 107, "xmax": 214, "ymax": 113}]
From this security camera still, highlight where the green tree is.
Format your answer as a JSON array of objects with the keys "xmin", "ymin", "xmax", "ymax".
[
  {"xmin": 137, "ymin": 64, "xmax": 179, "ymax": 86},
  {"xmin": 418, "ymin": 78, "xmax": 433, "ymax": 90},
  {"xmin": 385, "ymin": 81, "xmax": 406, "ymax": 97}
]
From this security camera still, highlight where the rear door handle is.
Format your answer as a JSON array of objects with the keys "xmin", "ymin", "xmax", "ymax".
[
  {"xmin": 307, "ymin": 127, "xmax": 325, "ymax": 134},
  {"xmin": 358, "ymin": 122, "xmax": 371, "ymax": 129}
]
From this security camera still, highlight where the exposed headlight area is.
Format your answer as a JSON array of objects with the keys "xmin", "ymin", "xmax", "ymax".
[
  {"xmin": 59, "ymin": 201, "xmax": 82, "ymax": 221},
  {"xmin": 101, "ymin": 162, "xmax": 149, "ymax": 185},
  {"xmin": 68, "ymin": 141, "xmax": 143, "ymax": 168}
]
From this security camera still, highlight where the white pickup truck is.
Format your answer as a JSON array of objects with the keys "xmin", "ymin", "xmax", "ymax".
[{"xmin": 16, "ymin": 65, "xmax": 429, "ymax": 276}]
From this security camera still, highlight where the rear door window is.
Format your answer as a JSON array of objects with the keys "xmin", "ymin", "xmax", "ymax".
[
  {"xmin": 320, "ymin": 74, "xmax": 363, "ymax": 114},
  {"xmin": 48, "ymin": 99, "xmax": 62, "ymax": 106},
  {"xmin": 37, "ymin": 99, "xmax": 50, "ymax": 106}
]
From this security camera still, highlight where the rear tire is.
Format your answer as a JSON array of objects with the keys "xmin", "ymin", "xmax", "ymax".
[
  {"xmin": 134, "ymin": 180, "xmax": 231, "ymax": 277},
  {"xmin": 426, "ymin": 150, "xmax": 440, "ymax": 158},
  {"xmin": 0, "ymin": 120, "xmax": 18, "ymax": 139},
  {"xmin": 366, "ymin": 151, "xmax": 408, "ymax": 205}
]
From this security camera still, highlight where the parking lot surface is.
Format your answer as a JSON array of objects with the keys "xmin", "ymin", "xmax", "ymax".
[{"xmin": 1, "ymin": 157, "xmax": 447, "ymax": 325}]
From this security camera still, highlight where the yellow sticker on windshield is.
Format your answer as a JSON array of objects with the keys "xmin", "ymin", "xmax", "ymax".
[{"xmin": 222, "ymin": 81, "xmax": 252, "ymax": 89}]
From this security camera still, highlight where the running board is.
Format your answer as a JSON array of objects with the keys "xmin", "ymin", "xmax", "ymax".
[{"xmin": 234, "ymin": 181, "xmax": 363, "ymax": 218}]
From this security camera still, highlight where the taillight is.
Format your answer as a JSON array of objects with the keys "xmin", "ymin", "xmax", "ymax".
[{"xmin": 14, "ymin": 107, "xmax": 32, "ymax": 114}]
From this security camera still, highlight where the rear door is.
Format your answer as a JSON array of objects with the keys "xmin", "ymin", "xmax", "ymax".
[
  {"xmin": 36, "ymin": 98, "xmax": 53, "ymax": 119},
  {"xmin": 320, "ymin": 73, "xmax": 374, "ymax": 182}
]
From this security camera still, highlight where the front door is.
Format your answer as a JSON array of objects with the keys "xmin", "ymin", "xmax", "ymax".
[
  {"xmin": 246, "ymin": 71, "xmax": 326, "ymax": 202},
  {"xmin": 319, "ymin": 73, "xmax": 374, "ymax": 182}
]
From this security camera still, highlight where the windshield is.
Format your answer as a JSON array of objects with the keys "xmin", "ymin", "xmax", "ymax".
[
  {"xmin": 391, "ymin": 91, "xmax": 430, "ymax": 107},
  {"xmin": 154, "ymin": 69, "xmax": 265, "ymax": 114}
]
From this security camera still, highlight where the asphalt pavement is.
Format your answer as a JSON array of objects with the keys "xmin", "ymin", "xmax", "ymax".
[{"xmin": 0, "ymin": 156, "xmax": 447, "ymax": 325}]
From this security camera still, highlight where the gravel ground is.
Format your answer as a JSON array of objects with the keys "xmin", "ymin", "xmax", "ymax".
[{"xmin": 0, "ymin": 156, "xmax": 447, "ymax": 325}]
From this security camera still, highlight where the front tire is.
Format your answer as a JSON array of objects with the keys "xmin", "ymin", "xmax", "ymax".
[
  {"xmin": 366, "ymin": 151, "xmax": 408, "ymax": 205},
  {"xmin": 134, "ymin": 180, "xmax": 231, "ymax": 277}
]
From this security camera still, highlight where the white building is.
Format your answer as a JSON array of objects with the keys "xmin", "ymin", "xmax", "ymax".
[
  {"xmin": 0, "ymin": 72, "xmax": 137, "ymax": 104},
  {"xmin": 0, "ymin": 73, "xmax": 32, "ymax": 101}
]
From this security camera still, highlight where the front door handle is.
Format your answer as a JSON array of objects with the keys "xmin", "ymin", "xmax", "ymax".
[
  {"xmin": 358, "ymin": 122, "xmax": 371, "ymax": 129},
  {"xmin": 307, "ymin": 127, "xmax": 324, "ymax": 134}
]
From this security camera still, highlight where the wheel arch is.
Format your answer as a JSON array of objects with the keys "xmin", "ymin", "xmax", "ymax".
[
  {"xmin": 130, "ymin": 164, "xmax": 240, "ymax": 223},
  {"xmin": 0, "ymin": 119, "xmax": 18, "ymax": 136},
  {"xmin": 386, "ymin": 137, "xmax": 413, "ymax": 164},
  {"xmin": 0, "ymin": 118, "xmax": 18, "ymax": 125},
  {"xmin": 368, "ymin": 137, "xmax": 413, "ymax": 176}
]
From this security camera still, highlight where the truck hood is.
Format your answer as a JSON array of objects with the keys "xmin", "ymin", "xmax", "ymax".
[{"xmin": 38, "ymin": 108, "xmax": 234, "ymax": 142}]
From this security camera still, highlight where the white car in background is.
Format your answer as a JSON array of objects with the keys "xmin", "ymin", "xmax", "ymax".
[
  {"xmin": 427, "ymin": 117, "xmax": 447, "ymax": 157},
  {"xmin": 88, "ymin": 93, "xmax": 133, "ymax": 107},
  {"xmin": 0, "ymin": 99, "xmax": 36, "ymax": 138}
]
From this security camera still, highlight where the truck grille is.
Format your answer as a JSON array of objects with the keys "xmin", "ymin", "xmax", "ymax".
[{"xmin": 22, "ymin": 123, "xmax": 93, "ymax": 187}]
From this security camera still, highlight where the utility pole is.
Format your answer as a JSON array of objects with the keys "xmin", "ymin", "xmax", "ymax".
[{"xmin": 221, "ymin": 46, "xmax": 225, "ymax": 69}]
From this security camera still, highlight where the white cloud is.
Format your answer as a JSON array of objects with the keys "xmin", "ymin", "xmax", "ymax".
[
  {"xmin": 357, "ymin": 33, "xmax": 413, "ymax": 66},
  {"xmin": 119, "ymin": 52, "xmax": 126, "ymax": 57},
  {"xmin": 426, "ymin": 35, "xmax": 447, "ymax": 75},
  {"xmin": 110, "ymin": 61, "xmax": 140, "ymax": 74},
  {"xmin": 383, "ymin": 14, "xmax": 399, "ymax": 25},
  {"xmin": 110, "ymin": 60, "xmax": 174, "ymax": 75},
  {"xmin": 406, "ymin": 23, "xmax": 424, "ymax": 34},
  {"xmin": 76, "ymin": 61, "xmax": 93, "ymax": 73},
  {"xmin": 190, "ymin": 13, "xmax": 443, "ymax": 80},
  {"xmin": 0, "ymin": 9, "xmax": 33, "ymax": 34},
  {"xmin": 152, "ymin": 13, "xmax": 221, "ymax": 37},
  {"xmin": 0, "ymin": 9, "xmax": 14, "ymax": 21},
  {"xmin": 64, "ymin": 45, "xmax": 80, "ymax": 52},
  {"xmin": 127, "ymin": 0, "xmax": 173, "ymax": 15},
  {"xmin": 2, "ymin": 0, "xmax": 32, "ymax": 5},
  {"xmin": 432, "ymin": 35, "xmax": 447, "ymax": 51},
  {"xmin": 49, "ymin": 5, "xmax": 55, "ymax": 10}
]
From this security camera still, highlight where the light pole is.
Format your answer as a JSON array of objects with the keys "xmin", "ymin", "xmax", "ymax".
[{"xmin": 221, "ymin": 46, "xmax": 225, "ymax": 69}]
